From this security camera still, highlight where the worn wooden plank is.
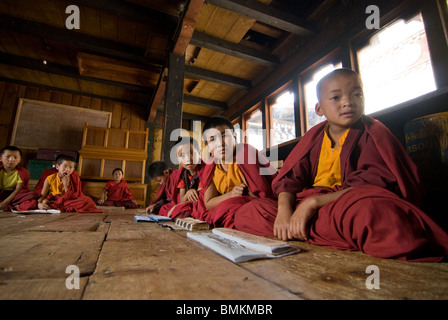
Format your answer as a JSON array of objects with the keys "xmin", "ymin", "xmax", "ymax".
[
  {"xmin": 0, "ymin": 278, "xmax": 88, "ymax": 300},
  {"xmin": 0, "ymin": 213, "xmax": 74, "ymax": 236},
  {"xmin": 83, "ymin": 222, "xmax": 300, "ymax": 300},
  {"xmin": 24, "ymin": 213, "xmax": 106, "ymax": 232},
  {"xmin": 0, "ymin": 230, "xmax": 105, "ymax": 280},
  {"xmin": 242, "ymin": 241, "xmax": 448, "ymax": 300}
]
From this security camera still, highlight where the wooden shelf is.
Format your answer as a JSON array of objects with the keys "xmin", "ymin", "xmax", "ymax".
[{"xmin": 78, "ymin": 124, "xmax": 149, "ymax": 205}]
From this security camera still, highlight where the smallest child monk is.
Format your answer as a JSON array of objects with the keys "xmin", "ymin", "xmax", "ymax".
[
  {"xmin": 37, "ymin": 155, "xmax": 102, "ymax": 213},
  {"xmin": 165, "ymin": 136, "xmax": 205, "ymax": 219},
  {"xmin": 145, "ymin": 161, "xmax": 180, "ymax": 215},
  {"xmin": 97, "ymin": 168, "xmax": 138, "ymax": 209}
]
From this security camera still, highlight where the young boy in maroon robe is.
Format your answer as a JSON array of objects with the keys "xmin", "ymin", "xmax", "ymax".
[
  {"xmin": 164, "ymin": 136, "xmax": 206, "ymax": 219},
  {"xmin": 97, "ymin": 168, "xmax": 138, "ymax": 209},
  {"xmin": 33, "ymin": 154, "xmax": 66, "ymax": 196},
  {"xmin": 36, "ymin": 155, "xmax": 103, "ymax": 213},
  {"xmin": 237, "ymin": 68, "xmax": 448, "ymax": 262},
  {"xmin": 0, "ymin": 146, "xmax": 36, "ymax": 211},
  {"xmin": 145, "ymin": 161, "xmax": 181, "ymax": 216},
  {"xmin": 195, "ymin": 116, "xmax": 277, "ymax": 229}
]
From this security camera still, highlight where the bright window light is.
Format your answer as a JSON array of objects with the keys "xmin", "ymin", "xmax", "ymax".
[
  {"xmin": 246, "ymin": 109, "xmax": 264, "ymax": 151},
  {"xmin": 357, "ymin": 13, "xmax": 436, "ymax": 114},
  {"xmin": 270, "ymin": 90, "xmax": 296, "ymax": 146}
]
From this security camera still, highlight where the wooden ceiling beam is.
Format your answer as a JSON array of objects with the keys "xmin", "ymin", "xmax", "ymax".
[
  {"xmin": 206, "ymin": 0, "xmax": 316, "ymax": 36},
  {"xmin": 0, "ymin": 76, "xmax": 148, "ymax": 106},
  {"xmin": 183, "ymin": 95, "xmax": 228, "ymax": 110},
  {"xmin": 172, "ymin": 0, "xmax": 206, "ymax": 55},
  {"xmin": 147, "ymin": 0, "xmax": 206, "ymax": 122},
  {"xmin": 191, "ymin": 31, "xmax": 279, "ymax": 68},
  {"xmin": 184, "ymin": 65, "xmax": 252, "ymax": 90},
  {"xmin": 0, "ymin": 52, "xmax": 154, "ymax": 95}
]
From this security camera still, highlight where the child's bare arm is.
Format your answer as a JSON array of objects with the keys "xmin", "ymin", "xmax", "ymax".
[
  {"xmin": 289, "ymin": 188, "xmax": 353, "ymax": 241},
  {"xmin": 204, "ymin": 182, "xmax": 247, "ymax": 210},
  {"xmin": 97, "ymin": 189, "xmax": 107, "ymax": 205},
  {"xmin": 37, "ymin": 180, "xmax": 51, "ymax": 210},
  {"xmin": 273, "ymin": 192, "xmax": 296, "ymax": 241},
  {"xmin": 0, "ymin": 182, "xmax": 22, "ymax": 210},
  {"xmin": 179, "ymin": 188, "xmax": 187, "ymax": 204}
]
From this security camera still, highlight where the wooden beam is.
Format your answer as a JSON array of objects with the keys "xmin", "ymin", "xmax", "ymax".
[
  {"xmin": 162, "ymin": 53, "xmax": 184, "ymax": 166},
  {"xmin": 191, "ymin": 31, "xmax": 279, "ymax": 68},
  {"xmin": 0, "ymin": 52, "xmax": 154, "ymax": 95},
  {"xmin": 147, "ymin": 70, "xmax": 167, "ymax": 122},
  {"xmin": 206, "ymin": 0, "xmax": 315, "ymax": 36},
  {"xmin": 172, "ymin": 0, "xmax": 206, "ymax": 56},
  {"xmin": 77, "ymin": 52, "xmax": 160, "ymax": 87},
  {"xmin": 0, "ymin": 14, "xmax": 163, "ymax": 67},
  {"xmin": 183, "ymin": 95, "xmax": 228, "ymax": 110},
  {"xmin": 149, "ymin": 0, "xmax": 206, "ymax": 123},
  {"xmin": 0, "ymin": 76, "xmax": 148, "ymax": 106},
  {"xmin": 184, "ymin": 65, "xmax": 252, "ymax": 90}
]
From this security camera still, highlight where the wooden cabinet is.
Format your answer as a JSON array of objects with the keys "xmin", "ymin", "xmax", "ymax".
[{"xmin": 78, "ymin": 124, "xmax": 148, "ymax": 206}]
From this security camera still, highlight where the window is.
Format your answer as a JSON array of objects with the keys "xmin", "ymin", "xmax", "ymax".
[
  {"xmin": 245, "ymin": 109, "xmax": 264, "ymax": 151},
  {"xmin": 233, "ymin": 121, "xmax": 242, "ymax": 144},
  {"xmin": 303, "ymin": 62, "xmax": 342, "ymax": 130},
  {"xmin": 269, "ymin": 88, "xmax": 296, "ymax": 147},
  {"xmin": 357, "ymin": 13, "xmax": 436, "ymax": 114}
]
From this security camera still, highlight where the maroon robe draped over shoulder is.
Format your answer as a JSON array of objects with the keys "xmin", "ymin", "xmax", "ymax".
[
  {"xmin": 149, "ymin": 168, "xmax": 182, "ymax": 216},
  {"xmin": 193, "ymin": 143, "xmax": 278, "ymax": 229},
  {"xmin": 102, "ymin": 180, "xmax": 137, "ymax": 209},
  {"xmin": 48, "ymin": 171, "xmax": 103, "ymax": 213},
  {"xmin": 238, "ymin": 116, "xmax": 448, "ymax": 262},
  {"xmin": 0, "ymin": 164, "xmax": 37, "ymax": 211},
  {"xmin": 164, "ymin": 160, "xmax": 207, "ymax": 219}
]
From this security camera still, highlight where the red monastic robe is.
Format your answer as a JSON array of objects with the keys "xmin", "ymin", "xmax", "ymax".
[
  {"xmin": 239, "ymin": 116, "xmax": 448, "ymax": 262},
  {"xmin": 20, "ymin": 171, "xmax": 103, "ymax": 213},
  {"xmin": 192, "ymin": 143, "xmax": 278, "ymax": 229},
  {"xmin": 102, "ymin": 180, "xmax": 137, "ymax": 209},
  {"xmin": 48, "ymin": 171, "xmax": 103, "ymax": 213},
  {"xmin": 34, "ymin": 167, "xmax": 58, "ymax": 196},
  {"xmin": 0, "ymin": 164, "xmax": 37, "ymax": 211},
  {"xmin": 165, "ymin": 160, "xmax": 207, "ymax": 219},
  {"xmin": 149, "ymin": 168, "xmax": 182, "ymax": 216}
]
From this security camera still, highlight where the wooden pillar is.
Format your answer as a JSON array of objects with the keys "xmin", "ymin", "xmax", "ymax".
[
  {"xmin": 161, "ymin": 53, "xmax": 184, "ymax": 167},
  {"xmin": 421, "ymin": 0, "xmax": 448, "ymax": 88}
]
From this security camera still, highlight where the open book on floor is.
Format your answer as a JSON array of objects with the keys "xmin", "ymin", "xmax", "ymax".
[
  {"xmin": 134, "ymin": 214, "xmax": 172, "ymax": 222},
  {"xmin": 187, "ymin": 228, "xmax": 300, "ymax": 263},
  {"xmin": 12, "ymin": 209, "xmax": 61, "ymax": 214}
]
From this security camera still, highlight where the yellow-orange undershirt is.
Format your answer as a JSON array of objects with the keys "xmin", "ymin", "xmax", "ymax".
[
  {"xmin": 46, "ymin": 173, "xmax": 65, "ymax": 196},
  {"xmin": 0, "ymin": 169, "xmax": 22, "ymax": 191},
  {"xmin": 213, "ymin": 162, "xmax": 246, "ymax": 195},
  {"xmin": 313, "ymin": 125, "xmax": 350, "ymax": 188}
]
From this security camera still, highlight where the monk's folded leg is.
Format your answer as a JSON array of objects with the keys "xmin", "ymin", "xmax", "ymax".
[{"xmin": 308, "ymin": 185, "xmax": 448, "ymax": 262}]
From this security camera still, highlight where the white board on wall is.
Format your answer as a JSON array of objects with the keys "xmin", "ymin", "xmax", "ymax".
[{"xmin": 11, "ymin": 98, "xmax": 112, "ymax": 151}]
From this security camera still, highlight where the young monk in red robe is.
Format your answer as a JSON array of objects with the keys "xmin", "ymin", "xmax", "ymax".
[
  {"xmin": 164, "ymin": 136, "xmax": 206, "ymax": 219},
  {"xmin": 0, "ymin": 146, "xmax": 36, "ymax": 211},
  {"xmin": 236, "ymin": 68, "xmax": 448, "ymax": 262},
  {"xmin": 194, "ymin": 116, "xmax": 277, "ymax": 229},
  {"xmin": 145, "ymin": 161, "xmax": 181, "ymax": 216},
  {"xmin": 97, "ymin": 168, "xmax": 138, "ymax": 209},
  {"xmin": 36, "ymin": 155, "xmax": 103, "ymax": 213}
]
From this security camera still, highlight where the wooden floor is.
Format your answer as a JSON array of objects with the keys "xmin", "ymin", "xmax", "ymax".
[{"xmin": 1, "ymin": 209, "xmax": 447, "ymax": 300}]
